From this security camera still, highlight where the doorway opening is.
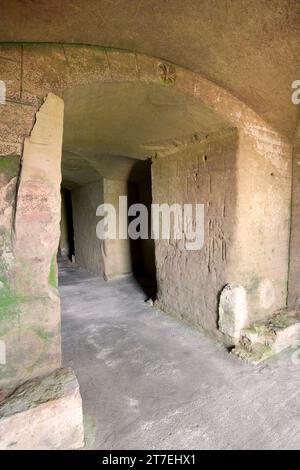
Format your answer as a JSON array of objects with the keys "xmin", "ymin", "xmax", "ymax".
[{"xmin": 58, "ymin": 160, "xmax": 156, "ymax": 297}]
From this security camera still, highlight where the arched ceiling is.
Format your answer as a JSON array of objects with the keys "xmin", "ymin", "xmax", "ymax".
[
  {"xmin": 1, "ymin": 0, "xmax": 300, "ymax": 139},
  {"xmin": 62, "ymin": 81, "xmax": 229, "ymax": 184}
]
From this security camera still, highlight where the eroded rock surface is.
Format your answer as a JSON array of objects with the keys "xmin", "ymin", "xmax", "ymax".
[
  {"xmin": 0, "ymin": 367, "xmax": 84, "ymax": 450},
  {"xmin": 218, "ymin": 284, "xmax": 248, "ymax": 341},
  {"xmin": 233, "ymin": 309, "xmax": 300, "ymax": 364}
]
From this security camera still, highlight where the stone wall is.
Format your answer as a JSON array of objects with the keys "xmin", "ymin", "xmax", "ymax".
[
  {"xmin": 152, "ymin": 128, "xmax": 238, "ymax": 334},
  {"xmin": 71, "ymin": 176, "xmax": 156, "ymax": 281},
  {"xmin": 72, "ymin": 180, "xmax": 104, "ymax": 277},
  {"xmin": 0, "ymin": 93, "xmax": 63, "ymax": 388},
  {"xmin": 71, "ymin": 177, "xmax": 154, "ymax": 280},
  {"xmin": 102, "ymin": 179, "xmax": 132, "ymax": 279},
  {"xmin": 231, "ymin": 129, "xmax": 292, "ymax": 321},
  {"xmin": 288, "ymin": 130, "xmax": 300, "ymax": 307},
  {"xmin": 152, "ymin": 126, "xmax": 292, "ymax": 334}
]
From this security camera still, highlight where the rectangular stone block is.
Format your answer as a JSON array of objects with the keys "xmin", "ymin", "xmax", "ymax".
[
  {"xmin": 107, "ymin": 50, "xmax": 137, "ymax": 80},
  {"xmin": 63, "ymin": 45, "xmax": 110, "ymax": 86},
  {"xmin": 0, "ymin": 367, "xmax": 84, "ymax": 450}
]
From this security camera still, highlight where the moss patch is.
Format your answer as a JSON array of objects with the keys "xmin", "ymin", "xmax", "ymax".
[
  {"xmin": 48, "ymin": 254, "xmax": 57, "ymax": 288},
  {"xmin": 34, "ymin": 327, "xmax": 52, "ymax": 341},
  {"xmin": 0, "ymin": 156, "xmax": 20, "ymax": 179}
]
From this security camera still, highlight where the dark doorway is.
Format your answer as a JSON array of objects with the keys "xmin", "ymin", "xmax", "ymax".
[
  {"xmin": 59, "ymin": 187, "xmax": 75, "ymax": 262},
  {"xmin": 128, "ymin": 161, "xmax": 157, "ymax": 299}
]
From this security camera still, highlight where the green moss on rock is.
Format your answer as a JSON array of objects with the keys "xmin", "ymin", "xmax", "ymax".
[
  {"xmin": 48, "ymin": 254, "xmax": 57, "ymax": 288},
  {"xmin": 0, "ymin": 156, "xmax": 20, "ymax": 179}
]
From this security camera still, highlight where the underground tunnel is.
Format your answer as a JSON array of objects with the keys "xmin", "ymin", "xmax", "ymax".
[{"xmin": 0, "ymin": 0, "xmax": 300, "ymax": 452}]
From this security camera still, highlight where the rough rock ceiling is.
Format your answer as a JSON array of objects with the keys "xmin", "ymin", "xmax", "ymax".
[
  {"xmin": 62, "ymin": 81, "xmax": 228, "ymax": 184},
  {"xmin": 1, "ymin": 0, "xmax": 300, "ymax": 139}
]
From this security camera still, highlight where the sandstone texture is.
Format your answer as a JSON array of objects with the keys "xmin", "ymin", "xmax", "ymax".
[
  {"xmin": 0, "ymin": 93, "xmax": 63, "ymax": 389},
  {"xmin": 0, "ymin": 367, "xmax": 84, "ymax": 450}
]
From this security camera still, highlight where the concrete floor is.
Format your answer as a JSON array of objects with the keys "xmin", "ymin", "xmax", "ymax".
[{"xmin": 59, "ymin": 262, "xmax": 300, "ymax": 450}]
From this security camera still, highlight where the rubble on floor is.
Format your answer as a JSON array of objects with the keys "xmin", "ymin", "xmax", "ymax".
[{"xmin": 233, "ymin": 309, "xmax": 300, "ymax": 364}]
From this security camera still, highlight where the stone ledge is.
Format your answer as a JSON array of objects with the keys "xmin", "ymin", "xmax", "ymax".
[
  {"xmin": 0, "ymin": 367, "xmax": 84, "ymax": 449},
  {"xmin": 233, "ymin": 309, "xmax": 300, "ymax": 364}
]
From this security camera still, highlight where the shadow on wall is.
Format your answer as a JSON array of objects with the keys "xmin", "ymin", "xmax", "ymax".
[
  {"xmin": 59, "ymin": 188, "xmax": 75, "ymax": 261},
  {"xmin": 128, "ymin": 159, "xmax": 157, "ymax": 299}
]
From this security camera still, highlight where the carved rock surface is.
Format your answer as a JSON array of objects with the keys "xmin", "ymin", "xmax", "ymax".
[
  {"xmin": 219, "ymin": 284, "xmax": 248, "ymax": 340},
  {"xmin": 0, "ymin": 367, "xmax": 84, "ymax": 450}
]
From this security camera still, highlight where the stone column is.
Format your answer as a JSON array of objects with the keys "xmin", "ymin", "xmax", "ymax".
[
  {"xmin": 102, "ymin": 179, "xmax": 132, "ymax": 279},
  {"xmin": 0, "ymin": 93, "xmax": 63, "ymax": 388},
  {"xmin": 287, "ymin": 132, "xmax": 300, "ymax": 307},
  {"xmin": 229, "ymin": 129, "xmax": 292, "ymax": 323}
]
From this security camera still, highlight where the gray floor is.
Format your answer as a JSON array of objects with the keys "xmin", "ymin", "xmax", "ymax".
[{"xmin": 59, "ymin": 262, "xmax": 300, "ymax": 450}]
